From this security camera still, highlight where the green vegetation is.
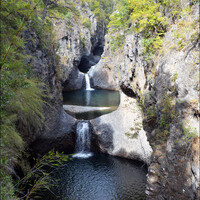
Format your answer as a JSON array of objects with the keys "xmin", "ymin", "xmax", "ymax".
[
  {"xmin": 171, "ymin": 73, "xmax": 178, "ymax": 82},
  {"xmin": 80, "ymin": 32, "xmax": 86, "ymax": 48},
  {"xmin": 145, "ymin": 106, "xmax": 157, "ymax": 124},
  {"xmin": 144, "ymin": 91, "xmax": 179, "ymax": 144},
  {"xmin": 81, "ymin": 0, "xmax": 115, "ymax": 24},
  {"xmin": 125, "ymin": 131, "xmax": 138, "ymax": 139},
  {"xmin": 80, "ymin": 16, "xmax": 91, "ymax": 29},
  {"xmin": 145, "ymin": 90, "xmax": 199, "ymax": 147},
  {"xmin": 1, "ymin": 0, "xmax": 199, "ymax": 198},
  {"xmin": 177, "ymin": 125, "xmax": 198, "ymax": 145},
  {"xmin": 157, "ymin": 93, "xmax": 178, "ymax": 141},
  {"xmin": 125, "ymin": 123, "xmax": 142, "ymax": 139},
  {"xmin": 108, "ymin": 0, "xmax": 167, "ymax": 53},
  {"xmin": 0, "ymin": 0, "xmax": 76, "ymax": 199},
  {"xmin": 172, "ymin": 19, "xmax": 199, "ymax": 51},
  {"xmin": 0, "ymin": 150, "xmax": 68, "ymax": 199},
  {"xmin": 1, "ymin": 0, "xmax": 115, "ymax": 197},
  {"xmin": 18, "ymin": 151, "xmax": 69, "ymax": 200},
  {"xmin": 107, "ymin": 0, "xmax": 196, "ymax": 57}
]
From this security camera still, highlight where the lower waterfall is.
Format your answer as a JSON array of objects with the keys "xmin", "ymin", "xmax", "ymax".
[{"xmin": 73, "ymin": 121, "xmax": 93, "ymax": 158}]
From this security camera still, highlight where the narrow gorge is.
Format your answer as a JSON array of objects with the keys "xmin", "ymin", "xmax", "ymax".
[{"xmin": 1, "ymin": 0, "xmax": 199, "ymax": 200}]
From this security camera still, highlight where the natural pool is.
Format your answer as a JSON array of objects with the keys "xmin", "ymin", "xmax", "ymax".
[
  {"xmin": 62, "ymin": 89, "xmax": 120, "ymax": 120},
  {"xmin": 63, "ymin": 89, "xmax": 120, "ymax": 107},
  {"xmin": 41, "ymin": 154, "xmax": 147, "ymax": 200}
]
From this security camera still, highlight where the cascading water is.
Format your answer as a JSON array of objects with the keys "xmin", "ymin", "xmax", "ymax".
[
  {"xmin": 73, "ymin": 121, "xmax": 93, "ymax": 158},
  {"xmin": 76, "ymin": 121, "xmax": 90, "ymax": 152},
  {"xmin": 85, "ymin": 74, "xmax": 94, "ymax": 91}
]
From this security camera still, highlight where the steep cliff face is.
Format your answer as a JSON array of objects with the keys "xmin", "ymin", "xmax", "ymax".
[
  {"xmin": 89, "ymin": 3, "xmax": 199, "ymax": 199},
  {"xmin": 26, "ymin": 1, "xmax": 105, "ymax": 155},
  {"xmin": 24, "ymin": 1, "xmax": 199, "ymax": 198},
  {"xmin": 144, "ymin": 6, "xmax": 199, "ymax": 198},
  {"xmin": 55, "ymin": 2, "xmax": 105, "ymax": 91},
  {"xmin": 24, "ymin": 27, "xmax": 76, "ymax": 155}
]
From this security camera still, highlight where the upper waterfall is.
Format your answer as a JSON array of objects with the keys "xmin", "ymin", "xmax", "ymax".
[{"xmin": 85, "ymin": 74, "xmax": 94, "ymax": 91}]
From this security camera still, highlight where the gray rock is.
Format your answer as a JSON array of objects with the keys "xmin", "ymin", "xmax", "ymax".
[
  {"xmin": 91, "ymin": 121, "xmax": 114, "ymax": 153},
  {"xmin": 93, "ymin": 3, "xmax": 199, "ymax": 199},
  {"xmin": 89, "ymin": 63, "xmax": 119, "ymax": 90},
  {"xmin": 63, "ymin": 105, "xmax": 114, "ymax": 114},
  {"xmin": 91, "ymin": 92, "xmax": 153, "ymax": 163},
  {"xmin": 62, "ymin": 68, "xmax": 84, "ymax": 91},
  {"xmin": 30, "ymin": 107, "xmax": 76, "ymax": 156},
  {"xmin": 55, "ymin": 1, "xmax": 106, "ymax": 87},
  {"xmin": 25, "ymin": 1, "xmax": 106, "ymax": 155}
]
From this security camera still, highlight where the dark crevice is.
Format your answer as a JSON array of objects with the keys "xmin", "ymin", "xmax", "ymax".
[
  {"xmin": 93, "ymin": 44, "xmax": 104, "ymax": 56},
  {"xmin": 61, "ymin": 36, "xmax": 68, "ymax": 41},
  {"xmin": 78, "ymin": 56, "xmax": 90, "ymax": 73},
  {"xmin": 78, "ymin": 43, "xmax": 104, "ymax": 73},
  {"xmin": 120, "ymin": 84, "xmax": 137, "ymax": 98}
]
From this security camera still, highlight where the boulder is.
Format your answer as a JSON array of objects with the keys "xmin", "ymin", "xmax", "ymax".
[
  {"xmin": 89, "ymin": 63, "xmax": 119, "ymax": 90},
  {"xmin": 62, "ymin": 68, "xmax": 84, "ymax": 91},
  {"xmin": 30, "ymin": 107, "xmax": 76, "ymax": 156},
  {"xmin": 91, "ymin": 92, "xmax": 153, "ymax": 163}
]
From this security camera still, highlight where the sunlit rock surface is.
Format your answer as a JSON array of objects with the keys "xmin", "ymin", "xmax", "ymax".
[{"xmin": 91, "ymin": 92, "xmax": 153, "ymax": 163}]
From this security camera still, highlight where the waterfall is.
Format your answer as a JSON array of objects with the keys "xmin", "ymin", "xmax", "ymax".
[
  {"xmin": 75, "ymin": 121, "xmax": 90, "ymax": 152},
  {"xmin": 73, "ymin": 121, "xmax": 93, "ymax": 158},
  {"xmin": 85, "ymin": 74, "xmax": 94, "ymax": 91}
]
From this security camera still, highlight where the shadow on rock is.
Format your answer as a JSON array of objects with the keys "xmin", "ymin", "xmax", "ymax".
[
  {"xmin": 30, "ymin": 108, "xmax": 76, "ymax": 157},
  {"xmin": 91, "ymin": 121, "xmax": 114, "ymax": 153}
]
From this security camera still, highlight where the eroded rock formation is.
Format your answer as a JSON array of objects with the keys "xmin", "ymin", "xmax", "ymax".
[
  {"xmin": 26, "ymin": 1, "xmax": 199, "ymax": 199},
  {"xmin": 26, "ymin": 1, "xmax": 105, "ymax": 155},
  {"xmin": 89, "ymin": 3, "xmax": 199, "ymax": 199},
  {"xmin": 91, "ymin": 92, "xmax": 153, "ymax": 163}
]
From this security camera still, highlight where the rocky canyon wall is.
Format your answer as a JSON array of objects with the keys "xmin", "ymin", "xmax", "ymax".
[
  {"xmin": 89, "ymin": 2, "xmax": 199, "ymax": 199},
  {"xmin": 25, "ymin": 1, "xmax": 199, "ymax": 199},
  {"xmin": 26, "ymin": 1, "xmax": 105, "ymax": 155}
]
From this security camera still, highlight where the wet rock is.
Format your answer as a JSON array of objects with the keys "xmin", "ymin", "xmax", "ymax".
[{"xmin": 63, "ymin": 105, "xmax": 113, "ymax": 114}]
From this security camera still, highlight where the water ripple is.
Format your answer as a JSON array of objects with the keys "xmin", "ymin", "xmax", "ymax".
[{"xmin": 41, "ymin": 154, "xmax": 147, "ymax": 200}]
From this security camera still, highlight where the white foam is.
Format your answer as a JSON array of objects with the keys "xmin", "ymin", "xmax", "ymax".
[{"xmin": 72, "ymin": 152, "xmax": 93, "ymax": 158}]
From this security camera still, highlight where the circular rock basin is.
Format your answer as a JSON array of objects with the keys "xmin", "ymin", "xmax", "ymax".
[{"xmin": 62, "ymin": 89, "xmax": 120, "ymax": 120}]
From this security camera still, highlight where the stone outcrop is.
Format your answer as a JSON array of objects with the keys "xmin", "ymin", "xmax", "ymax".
[
  {"xmin": 25, "ymin": 1, "xmax": 105, "ymax": 155},
  {"xmin": 62, "ymin": 68, "xmax": 84, "ymax": 91},
  {"xmin": 55, "ymin": 2, "xmax": 105, "ymax": 89},
  {"xmin": 88, "ymin": 33, "xmax": 121, "ymax": 90},
  {"xmin": 144, "ymin": 15, "xmax": 199, "ymax": 199},
  {"xmin": 144, "ymin": 5, "xmax": 199, "ymax": 199},
  {"xmin": 24, "ymin": 27, "xmax": 77, "ymax": 155},
  {"xmin": 25, "ymin": 1, "xmax": 199, "ymax": 199},
  {"xmin": 88, "ymin": 62, "xmax": 119, "ymax": 90},
  {"xmin": 90, "ymin": 2, "xmax": 199, "ymax": 199},
  {"xmin": 30, "ymin": 109, "xmax": 76, "ymax": 156},
  {"xmin": 91, "ymin": 92, "xmax": 153, "ymax": 163},
  {"xmin": 63, "ymin": 105, "xmax": 114, "ymax": 114},
  {"xmin": 88, "ymin": 32, "xmax": 147, "ymax": 93}
]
